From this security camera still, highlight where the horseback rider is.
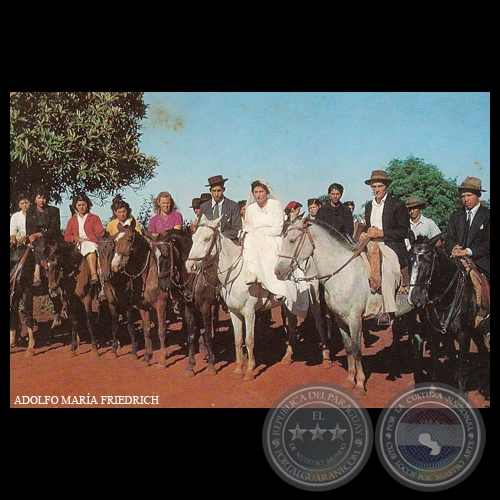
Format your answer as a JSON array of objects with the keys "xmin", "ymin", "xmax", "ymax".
[{"xmin": 359, "ymin": 170, "xmax": 410, "ymax": 326}]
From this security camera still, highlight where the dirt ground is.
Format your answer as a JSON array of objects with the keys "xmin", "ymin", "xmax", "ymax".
[{"xmin": 10, "ymin": 295, "xmax": 490, "ymax": 409}]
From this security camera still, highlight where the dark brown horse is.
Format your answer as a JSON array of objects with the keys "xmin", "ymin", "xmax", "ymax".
[
  {"xmin": 45, "ymin": 241, "xmax": 100, "ymax": 357},
  {"xmin": 10, "ymin": 243, "xmax": 36, "ymax": 355},
  {"xmin": 96, "ymin": 232, "xmax": 139, "ymax": 359},
  {"xmin": 160, "ymin": 229, "xmax": 219, "ymax": 377},
  {"xmin": 408, "ymin": 234, "xmax": 490, "ymax": 397}
]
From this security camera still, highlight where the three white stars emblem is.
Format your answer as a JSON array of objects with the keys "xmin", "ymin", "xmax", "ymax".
[{"xmin": 288, "ymin": 422, "xmax": 347, "ymax": 442}]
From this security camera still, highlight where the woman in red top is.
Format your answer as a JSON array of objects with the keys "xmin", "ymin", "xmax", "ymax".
[{"xmin": 64, "ymin": 193, "xmax": 105, "ymax": 284}]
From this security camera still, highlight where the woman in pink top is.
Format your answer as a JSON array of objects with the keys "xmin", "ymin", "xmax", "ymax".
[{"xmin": 147, "ymin": 191, "xmax": 183, "ymax": 235}]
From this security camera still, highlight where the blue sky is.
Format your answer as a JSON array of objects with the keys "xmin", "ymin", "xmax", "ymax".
[{"xmin": 64, "ymin": 92, "xmax": 490, "ymax": 228}]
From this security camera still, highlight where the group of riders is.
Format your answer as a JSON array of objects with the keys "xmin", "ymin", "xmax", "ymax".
[{"xmin": 10, "ymin": 171, "xmax": 490, "ymax": 340}]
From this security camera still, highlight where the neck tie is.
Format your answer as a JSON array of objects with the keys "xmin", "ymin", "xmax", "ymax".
[
  {"xmin": 213, "ymin": 202, "xmax": 220, "ymax": 219},
  {"xmin": 467, "ymin": 209, "xmax": 472, "ymax": 228}
]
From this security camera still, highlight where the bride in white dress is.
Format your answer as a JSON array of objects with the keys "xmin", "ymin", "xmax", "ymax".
[{"xmin": 243, "ymin": 179, "xmax": 308, "ymax": 318}]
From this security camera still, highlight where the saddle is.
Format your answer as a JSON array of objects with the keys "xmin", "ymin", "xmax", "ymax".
[{"xmin": 460, "ymin": 257, "xmax": 490, "ymax": 328}]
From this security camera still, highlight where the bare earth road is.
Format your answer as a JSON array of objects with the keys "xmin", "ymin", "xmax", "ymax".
[{"xmin": 10, "ymin": 296, "xmax": 489, "ymax": 409}]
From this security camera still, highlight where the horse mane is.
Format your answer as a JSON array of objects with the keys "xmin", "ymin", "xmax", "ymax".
[
  {"xmin": 309, "ymin": 218, "xmax": 355, "ymax": 251},
  {"xmin": 52, "ymin": 241, "xmax": 84, "ymax": 271},
  {"xmin": 159, "ymin": 229, "xmax": 193, "ymax": 261}
]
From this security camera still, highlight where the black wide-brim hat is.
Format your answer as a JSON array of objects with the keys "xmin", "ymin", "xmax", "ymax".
[{"xmin": 206, "ymin": 175, "xmax": 228, "ymax": 187}]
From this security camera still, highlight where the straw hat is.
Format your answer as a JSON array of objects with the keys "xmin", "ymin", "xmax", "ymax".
[
  {"xmin": 364, "ymin": 170, "xmax": 392, "ymax": 185},
  {"xmin": 456, "ymin": 176, "xmax": 486, "ymax": 192},
  {"xmin": 406, "ymin": 196, "xmax": 427, "ymax": 210}
]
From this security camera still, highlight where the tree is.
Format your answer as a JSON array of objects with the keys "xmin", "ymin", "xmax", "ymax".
[
  {"xmin": 385, "ymin": 156, "xmax": 462, "ymax": 235},
  {"xmin": 10, "ymin": 92, "xmax": 159, "ymax": 214}
]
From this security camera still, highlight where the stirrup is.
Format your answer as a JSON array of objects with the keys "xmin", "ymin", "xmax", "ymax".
[{"xmin": 377, "ymin": 313, "xmax": 391, "ymax": 326}]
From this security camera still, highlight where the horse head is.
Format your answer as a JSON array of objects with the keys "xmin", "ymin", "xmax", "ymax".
[
  {"xmin": 275, "ymin": 216, "xmax": 314, "ymax": 280},
  {"xmin": 186, "ymin": 214, "xmax": 222, "ymax": 274},
  {"xmin": 96, "ymin": 231, "xmax": 117, "ymax": 282},
  {"xmin": 408, "ymin": 233, "xmax": 441, "ymax": 309},
  {"xmin": 111, "ymin": 223, "xmax": 137, "ymax": 273},
  {"xmin": 45, "ymin": 243, "xmax": 63, "ymax": 298}
]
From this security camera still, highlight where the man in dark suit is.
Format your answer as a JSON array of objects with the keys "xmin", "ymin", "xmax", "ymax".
[
  {"xmin": 198, "ymin": 175, "xmax": 242, "ymax": 243},
  {"xmin": 445, "ymin": 176, "xmax": 490, "ymax": 282},
  {"xmin": 359, "ymin": 170, "xmax": 410, "ymax": 325}
]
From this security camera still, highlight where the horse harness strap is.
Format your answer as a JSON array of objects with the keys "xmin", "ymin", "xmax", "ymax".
[
  {"xmin": 282, "ymin": 226, "xmax": 370, "ymax": 282},
  {"xmin": 10, "ymin": 244, "xmax": 33, "ymax": 290}
]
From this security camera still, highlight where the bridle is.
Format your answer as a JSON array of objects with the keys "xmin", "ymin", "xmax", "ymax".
[
  {"xmin": 278, "ymin": 224, "xmax": 370, "ymax": 282},
  {"xmin": 410, "ymin": 245, "xmax": 466, "ymax": 334},
  {"xmin": 186, "ymin": 223, "xmax": 242, "ymax": 286}
]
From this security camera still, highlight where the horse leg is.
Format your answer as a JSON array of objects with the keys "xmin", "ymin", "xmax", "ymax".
[
  {"xmin": 184, "ymin": 304, "xmax": 197, "ymax": 377},
  {"xmin": 243, "ymin": 310, "xmax": 257, "ymax": 381},
  {"xmin": 281, "ymin": 308, "xmax": 297, "ymax": 366},
  {"xmin": 10, "ymin": 291, "xmax": 21, "ymax": 351},
  {"xmin": 83, "ymin": 295, "xmax": 99, "ymax": 358},
  {"xmin": 126, "ymin": 307, "xmax": 138, "ymax": 359},
  {"xmin": 338, "ymin": 318, "xmax": 366, "ymax": 396},
  {"xmin": 108, "ymin": 302, "xmax": 119, "ymax": 359},
  {"xmin": 68, "ymin": 301, "xmax": 79, "ymax": 357},
  {"xmin": 50, "ymin": 294, "xmax": 64, "ymax": 329},
  {"xmin": 455, "ymin": 329, "xmax": 470, "ymax": 395},
  {"xmin": 229, "ymin": 311, "xmax": 245, "ymax": 379},
  {"xmin": 386, "ymin": 316, "xmax": 404, "ymax": 381},
  {"xmin": 201, "ymin": 303, "xmax": 216, "ymax": 375},
  {"xmin": 156, "ymin": 298, "xmax": 168, "ymax": 369},
  {"xmin": 139, "ymin": 308, "xmax": 153, "ymax": 366},
  {"xmin": 23, "ymin": 287, "xmax": 35, "ymax": 357},
  {"xmin": 309, "ymin": 289, "xmax": 332, "ymax": 369}
]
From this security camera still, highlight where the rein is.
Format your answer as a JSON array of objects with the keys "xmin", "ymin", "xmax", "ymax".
[
  {"xmin": 279, "ymin": 225, "xmax": 370, "ymax": 282},
  {"xmin": 10, "ymin": 243, "xmax": 33, "ymax": 288}
]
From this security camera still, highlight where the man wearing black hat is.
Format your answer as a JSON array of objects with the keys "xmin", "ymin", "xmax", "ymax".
[
  {"xmin": 198, "ymin": 175, "xmax": 242, "ymax": 243},
  {"xmin": 445, "ymin": 176, "xmax": 490, "ymax": 282}
]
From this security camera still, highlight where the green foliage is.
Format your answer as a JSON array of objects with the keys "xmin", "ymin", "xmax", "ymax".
[
  {"xmin": 385, "ymin": 156, "xmax": 462, "ymax": 235},
  {"xmin": 10, "ymin": 92, "xmax": 159, "ymax": 214},
  {"xmin": 137, "ymin": 195, "xmax": 155, "ymax": 230}
]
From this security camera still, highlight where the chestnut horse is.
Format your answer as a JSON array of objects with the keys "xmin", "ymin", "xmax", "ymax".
[{"xmin": 110, "ymin": 222, "xmax": 179, "ymax": 368}]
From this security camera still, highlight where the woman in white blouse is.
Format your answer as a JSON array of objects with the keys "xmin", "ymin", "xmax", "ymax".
[{"xmin": 10, "ymin": 193, "xmax": 31, "ymax": 245}]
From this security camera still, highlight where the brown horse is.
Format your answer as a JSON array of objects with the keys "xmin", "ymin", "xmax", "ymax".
[
  {"xmin": 110, "ymin": 222, "xmax": 176, "ymax": 368},
  {"xmin": 45, "ymin": 241, "xmax": 100, "ymax": 357},
  {"xmin": 10, "ymin": 243, "xmax": 36, "ymax": 355},
  {"xmin": 96, "ymin": 232, "xmax": 140, "ymax": 359},
  {"xmin": 160, "ymin": 229, "xmax": 219, "ymax": 377}
]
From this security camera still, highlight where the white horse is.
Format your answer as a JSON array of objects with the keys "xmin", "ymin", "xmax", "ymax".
[
  {"xmin": 186, "ymin": 215, "xmax": 332, "ymax": 381},
  {"xmin": 275, "ymin": 216, "xmax": 412, "ymax": 396}
]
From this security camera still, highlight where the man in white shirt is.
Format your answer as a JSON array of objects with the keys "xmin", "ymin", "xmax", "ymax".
[{"xmin": 405, "ymin": 196, "xmax": 441, "ymax": 250}]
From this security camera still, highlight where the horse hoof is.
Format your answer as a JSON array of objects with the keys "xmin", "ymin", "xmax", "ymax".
[
  {"xmin": 234, "ymin": 371, "xmax": 244, "ymax": 380},
  {"xmin": 207, "ymin": 365, "xmax": 217, "ymax": 376},
  {"xmin": 69, "ymin": 350, "xmax": 76, "ymax": 358},
  {"xmin": 92, "ymin": 349, "xmax": 100, "ymax": 359},
  {"xmin": 25, "ymin": 348, "xmax": 34, "ymax": 358},
  {"xmin": 386, "ymin": 374, "xmax": 397, "ymax": 381},
  {"xmin": 243, "ymin": 372, "xmax": 255, "ymax": 381},
  {"xmin": 353, "ymin": 388, "xmax": 367, "ymax": 398},
  {"xmin": 322, "ymin": 360, "xmax": 333, "ymax": 369},
  {"xmin": 157, "ymin": 362, "xmax": 167, "ymax": 370},
  {"xmin": 281, "ymin": 357, "xmax": 293, "ymax": 366},
  {"xmin": 184, "ymin": 370, "xmax": 196, "ymax": 378}
]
